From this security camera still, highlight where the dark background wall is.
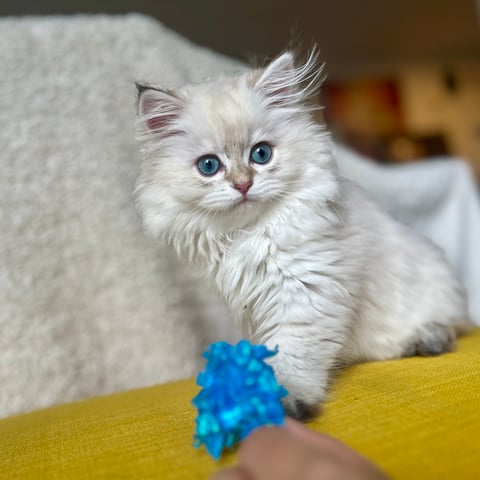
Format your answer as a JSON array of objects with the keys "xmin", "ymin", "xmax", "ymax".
[{"xmin": 2, "ymin": 0, "xmax": 480, "ymax": 78}]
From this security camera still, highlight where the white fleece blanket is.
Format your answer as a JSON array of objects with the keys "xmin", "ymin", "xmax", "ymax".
[
  {"xmin": 0, "ymin": 14, "xmax": 241, "ymax": 419},
  {"xmin": 1, "ymin": 14, "xmax": 478, "ymax": 419},
  {"xmin": 336, "ymin": 146, "xmax": 480, "ymax": 326}
]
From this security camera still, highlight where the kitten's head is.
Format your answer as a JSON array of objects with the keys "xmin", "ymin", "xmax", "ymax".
[{"xmin": 134, "ymin": 50, "xmax": 337, "ymax": 240}]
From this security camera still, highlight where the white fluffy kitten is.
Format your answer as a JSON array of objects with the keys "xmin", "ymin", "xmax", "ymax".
[{"xmin": 134, "ymin": 50, "xmax": 471, "ymax": 420}]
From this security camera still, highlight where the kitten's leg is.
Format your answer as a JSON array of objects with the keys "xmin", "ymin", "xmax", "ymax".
[
  {"xmin": 261, "ymin": 325, "xmax": 348, "ymax": 422},
  {"xmin": 401, "ymin": 322, "xmax": 461, "ymax": 357},
  {"xmin": 350, "ymin": 314, "xmax": 470, "ymax": 363},
  {"xmin": 400, "ymin": 313, "xmax": 470, "ymax": 359},
  {"xmin": 246, "ymin": 275, "xmax": 352, "ymax": 421}
]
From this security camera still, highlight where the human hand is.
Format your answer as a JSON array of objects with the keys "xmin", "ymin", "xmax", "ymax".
[{"xmin": 212, "ymin": 418, "xmax": 388, "ymax": 480}]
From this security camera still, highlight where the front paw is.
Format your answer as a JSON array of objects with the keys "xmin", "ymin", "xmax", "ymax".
[{"xmin": 283, "ymin": 397, "xmax": 320, "ymax": 422}]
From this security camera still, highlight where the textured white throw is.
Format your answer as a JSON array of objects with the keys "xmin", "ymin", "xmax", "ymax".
[
  {"xmin": 0, "ymin": 14, "xmax": 240, "ymax": 419},
  {"xmin": 1, "ymin": 14, "xmax": 478, "ymax": 419}
]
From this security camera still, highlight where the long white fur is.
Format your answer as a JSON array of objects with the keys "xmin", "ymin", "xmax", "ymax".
[{"xmin": 134, "ymin": 51, "xmax": 471, "ymax": 412}]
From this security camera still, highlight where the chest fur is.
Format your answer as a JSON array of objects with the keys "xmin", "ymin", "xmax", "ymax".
[{"xmin": 193, "ymin": 222, "xmax": 342, "ymax": 333}]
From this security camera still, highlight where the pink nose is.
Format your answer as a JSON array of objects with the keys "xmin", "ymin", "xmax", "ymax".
[{"xmin": 232, "ymin": 181, "xmax": 253, "ymax": 196}]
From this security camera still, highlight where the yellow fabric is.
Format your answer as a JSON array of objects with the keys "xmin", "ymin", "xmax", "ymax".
[{"xmin": 1, "ymin": 331, "xmax": 479, "ymax": 479}]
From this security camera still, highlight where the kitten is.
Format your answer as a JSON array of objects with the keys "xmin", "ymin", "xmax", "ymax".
[{"xmin": 134, "ymin": 50, "xmax": 471, "ymax": 420}]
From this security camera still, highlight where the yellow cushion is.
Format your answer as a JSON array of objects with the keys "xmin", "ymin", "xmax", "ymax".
[{"xmin": 1, "ymin": 331, "xmax": 479, "ymax": 479}]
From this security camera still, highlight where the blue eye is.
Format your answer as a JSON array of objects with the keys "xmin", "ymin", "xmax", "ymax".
[
  {"xmin": 250, "ymin": 143, "xmax": 272, "ymax": 165},
  {"xmin": 197, "ymin": 155, "xmax": 221, "ymax": 176}
]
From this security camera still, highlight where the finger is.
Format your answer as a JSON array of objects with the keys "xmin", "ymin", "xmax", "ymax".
[
  {"xmin": 211, "ymin": 466, "xmax": 251, "ymax": 480},
  {"xmin": 284, "ymin": 419, "xmax": 389, "ymax": 479},
  {"xmin": 285, "ymin": 418, "xmax": 366, "ymax": 460},
  {"xmin": 284, "ymin": 418, "xmax": 349, "ymax": 452},
  {"xmin": 238, "ymin": 426, "xmax": 318, "ymax": 480}
]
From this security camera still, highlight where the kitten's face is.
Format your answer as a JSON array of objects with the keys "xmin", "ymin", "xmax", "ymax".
[{"xmin": 135, "ymin": 51, "xmax": 331, "ymax": 235}]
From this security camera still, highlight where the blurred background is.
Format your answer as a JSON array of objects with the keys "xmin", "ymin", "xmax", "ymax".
[{"xmin": 2, "ymin": 0, "xmax": 480, "ymax": 179}]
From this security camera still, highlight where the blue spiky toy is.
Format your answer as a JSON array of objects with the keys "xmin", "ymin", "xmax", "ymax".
[{"xmin": 192, "ymin": 340, "xmax": 288, "ymax": 459}]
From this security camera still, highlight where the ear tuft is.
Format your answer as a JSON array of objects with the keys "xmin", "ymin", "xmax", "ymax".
[
  {"xmin": 254, "ymin": 48, "xmax": 324, "ymax": 109},
  {"xmin": 136, "ymin": 85, "xmax": 184, "ymax": 136}
]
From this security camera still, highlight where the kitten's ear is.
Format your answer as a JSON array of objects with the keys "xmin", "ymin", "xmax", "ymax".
[
  {"xmin": 253, "ymin": 49, "xmax": 324, "ymax": 108},
  {"xmin": 136, "ymin": 83, "xmax": 184, "ymax": 136},
  {"xmin": 254, "ymin": 52, "xmax": 295, "ymax": 102}
]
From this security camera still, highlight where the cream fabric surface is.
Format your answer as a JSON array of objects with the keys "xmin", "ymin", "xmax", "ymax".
[
  {"xmin": 0, "ymin": 14, "xmax": 241, "ymax": 419},
  {"xmin": 1, "ymin": 14, "xmax": 479, "ymax": 420}
]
